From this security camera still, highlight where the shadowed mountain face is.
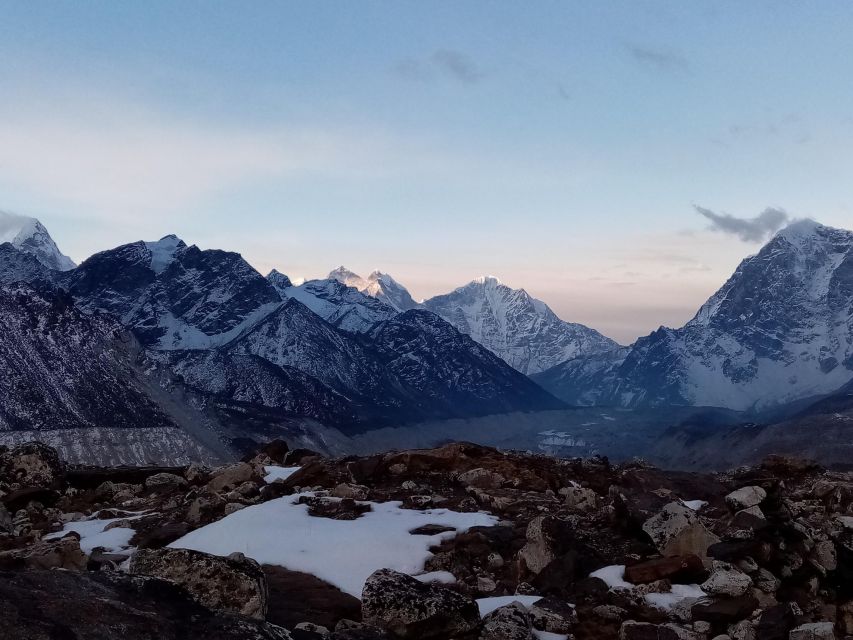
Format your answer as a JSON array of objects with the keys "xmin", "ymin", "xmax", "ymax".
[{"xmin": 535, "ymin": 220, "xmax": 853, "ymax": 412}]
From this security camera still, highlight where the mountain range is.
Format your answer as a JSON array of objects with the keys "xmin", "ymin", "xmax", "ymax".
[
  {"xmin": 2, "ymin": 213, "xmax": 853, "ymax": 466},
  {"xmin": 534, "ymin": 220, "xmax": 853, "ymax": 412}
]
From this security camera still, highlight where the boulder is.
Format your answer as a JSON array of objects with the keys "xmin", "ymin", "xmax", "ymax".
[
  {"xmin": 331, "ymin": 484, "xmax": 369, "ymax": 500},
  {"xmin": 361, "ymin": 568, "xmax": 480, "ymax": 639},
  {"xmin": 208, "ymin": 463, "xmax": 256, "ymax": 493},
  {"xmin": 725, "ymin": 487, "xmax": 766, "ymax": 512},
  {"xmin": 642, "ymin": 503, "xmax": 720, "ymax": 561},
  {"xmin": 0, "ymin": 502, "xmax": 11, "ymax": 533},
  {"xmin": 562, "ymin": 485, "xmax": 599, "ymax": 512},
  {"xmin": 130, "ymin": 547, "xmax": 268, "ymax": 619},
  {"xmin": 1, "ymin": 442, "xmax": 64, "ymax": 488},
  {"xmin": 518, "ymin": 515, "xmax": 572, "ymax": 576},
  {"xmin": 145, "ymin": 472, "xmax": 189, "ymax": 493},
  {"xmin": 788, "ymin": 622, "xmax": 835, "ymax": 640},
  {"xmin": 624, "ymin": 555, "xmax": 706, "ymax": 585},
  {"xmin": 457, "ymin": 468, "xmax": 506, "ymax": 490},
  {"xmin": 0, "ymin": 569, "xmax": 292, "ymax": 640},
  {"xmin": 701, "ymin": 562, "xmax": 752, "ymax": 597},
  {"xmin": 691, "ymin": 595, "xmax": 758, "ymax": 624},
  {"xmin": 619, "ymin": 620, "xmax": 681, "ymax": 640},
  {"xmin": 0, "ymin": 536, "xmax": 87, "ymax": 571},
  {"xmin": 731, "ymin": 506, "xmax": 767, "ymax": 530},
  {"xmin": 479, "ymin": 602, "xmax": 533, "ymax": 640},
  {"xmin": 528, "ymin": 596, "xmax": 578, "ymax": 633}
]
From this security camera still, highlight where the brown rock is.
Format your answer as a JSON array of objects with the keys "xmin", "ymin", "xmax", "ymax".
[{"xmin": 624, "ymin": 555, "xmax": 706, "ymax": 585}]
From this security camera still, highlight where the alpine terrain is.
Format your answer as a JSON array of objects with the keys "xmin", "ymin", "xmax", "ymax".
[{"xmin": 536, "ymin": 220, "xmax": 853, "ymax": 411}]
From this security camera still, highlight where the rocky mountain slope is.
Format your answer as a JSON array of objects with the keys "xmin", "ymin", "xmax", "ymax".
[
  {"xmin": 0, "ymin": 283, "xmax": 229, "ymax": 465},
  {"xmin": 422, "ymin": 276, "xmax": 620, "ymax": 375},
  {"xmin": 2, "ymin": 441, "xmax": 851, "ymax": 639},
  {"xmin": 0, "ymin": 225, "xmax": 563, "ymax": 460},
  {"xmin": 536, "ymin": 220, "xmax": 853, "ymax": 411},
  {"xmin": 0, "ymin": 211, "xmax": 75, "ymax": 271}
]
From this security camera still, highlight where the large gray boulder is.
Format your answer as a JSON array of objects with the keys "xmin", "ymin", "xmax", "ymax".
[
  {"xmin": 479, "ymin": 602, "xmax": 533, "ymax": 640},
  {"xmin": 725, "ymin": 487, "xmax": 766, "ymax": 512},
  {"xmin": 642, "ymin": 502, "xmax": 719, "ymax": 561},
  {"xmin": 130, "ymin": 548, "xmax": 268, "ymax": 619},
  {"xmin": 701, "ymin": 562, "xmax": 752, "ymax": 597},
  {"xmin": 361, "ymin": 568, "xmax": 480, "ymax": 639}
]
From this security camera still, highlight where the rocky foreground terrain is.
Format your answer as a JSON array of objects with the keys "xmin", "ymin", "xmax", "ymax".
[{"xmin": 1, "ymin": 441, "xmax": 852, "ymax": 640}]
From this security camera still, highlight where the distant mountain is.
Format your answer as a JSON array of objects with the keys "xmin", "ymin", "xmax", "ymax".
[
  {"xmin": 536, "ymin": 220, "xmax": 853, "ymax": 411},
  {"xmin": 0, "ymin": 211, "xmax": 75, "ymax": 271},
  {"xmin": 328, "ymin": 266, "xmax": 420, "ymax": 312},
  {"xmin": 422, "ymin": 276, "xmax": 619, "ymax": 375},
  {"xmin": 280, "ymin": 277, "xmax": 397, "ymax": 333}
]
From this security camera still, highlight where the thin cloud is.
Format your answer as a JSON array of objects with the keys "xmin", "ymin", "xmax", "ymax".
[
  {"xmin": 694, "ymin": 205, "xmax": 790, "ymax": 242},
  {"xmin": 395, "ymin": 50, "xmax": 484, "ymax": 84},
  {"xmin": 432, "ymin": 50, "xmax": 483, "ymax": 84},
  {"xmin": 626, "ymin": 43, "xmax": 689, "ymax": 73}
]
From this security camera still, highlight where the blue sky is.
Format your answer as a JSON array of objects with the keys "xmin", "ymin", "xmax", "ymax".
[{"xmin": 2, "ymin": 1, "xmax": 853, "ymax": 342}]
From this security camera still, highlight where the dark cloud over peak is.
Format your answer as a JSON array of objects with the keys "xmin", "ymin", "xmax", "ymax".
[{"xmin": 694, "ymin": 205, "xmax": 790, "ymax": 242}]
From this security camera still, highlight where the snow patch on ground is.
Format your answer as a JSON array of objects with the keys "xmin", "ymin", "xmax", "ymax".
[
  {"xmin": 413, "ymin": 570, "xmax": 457, "ymax": 584},
  {"xmin": 681, "ymin": 499, "xmax": 708, "ymax": 511},
  {"xmin": 476, "ymin": 595, "xmax": 544, "ymax": 617},
  {"xmin": 590, "ymin": 564, "xmax": 706, "ymax": 611},
  {"xmin": 44, "ymin": 511, "xmax": 148, "ymax": 554},
  {"xmin": 169, "ymin": 494, "xmax": 497, "ymax": 597},
  {"xmin": 263, "ymin": 466, "xmax": 301, "ymax": 483}
]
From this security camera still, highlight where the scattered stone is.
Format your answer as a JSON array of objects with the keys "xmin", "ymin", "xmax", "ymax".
[
  {"xmin": 145, "ymin": 472, "xmax": 188, "ymax": 493},
  {"xmin": 528, "ymin": 596, "xmax": 578, "ymax": 633},
  {"xmin": 625, "ymin": 555, "xmax": 706, "ymax": 584}
]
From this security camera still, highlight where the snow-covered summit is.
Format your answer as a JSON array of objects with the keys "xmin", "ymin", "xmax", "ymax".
[
  {"xmin": 144, "ymin": 235, "xmax": 186, "ymax": 274},
  {"xmin": 328, "ymin": 266, "xmax": 420, "ymax": 312},
  {"xmin": 0, "ymin": 211, "xmax": 76, "ymax": 271},
  {"xmin": 423, "ymin": 276, "xmax": 619, "ymax": 375}
]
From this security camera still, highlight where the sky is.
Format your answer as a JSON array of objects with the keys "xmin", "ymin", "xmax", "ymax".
[{"xmin": 2, "ymin": 1, "xmax": 853, "ymax": 343}]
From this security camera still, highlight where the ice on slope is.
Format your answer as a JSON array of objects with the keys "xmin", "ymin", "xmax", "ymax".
[
  {"xmin": 169, "ymin": 494, "xmax": 497, "ymax": 597},
  {"xmin": 144, "ymin": 235, "xmax": 184, "ymax": 274}
]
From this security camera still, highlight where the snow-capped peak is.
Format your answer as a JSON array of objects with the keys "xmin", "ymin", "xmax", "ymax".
[
  {"xmin": 144, "ymin": 235, "xmax": 186, "ymax": 274},
  {"xmin": 266, "ymin": 269, "xmax": 293, "ymax": 296},
  {"xmin": 328, "ymin": 266, "xmax": 367, "ymax": 290},
  {"xmin": 774, "ymin": 218, "xmax": 825, "ymax": 244},
  {"xmin": 0, "ymin": 210, "xmax": 76, "ymax": 271},
  {"xmin": 423, "ymin": 277, "xmax": 619, "ymax": 375}
]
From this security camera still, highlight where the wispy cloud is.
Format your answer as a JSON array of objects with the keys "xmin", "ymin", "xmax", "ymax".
[
  {"xmin": 694, "ymin": 205, "xmax": 790, "ymax": 242},
  {"xmin": 626, "ymin": 43, "xmax": 689, "ymax": 73},
  {"xmin": 395, "ymin": 49, "xmax": 484, "ymax": 84}
]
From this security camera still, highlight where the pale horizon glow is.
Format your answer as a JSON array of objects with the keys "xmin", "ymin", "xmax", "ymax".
[{"xmin": 2, "ymin": 2, "xmax": 853, "ymax": 343}]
